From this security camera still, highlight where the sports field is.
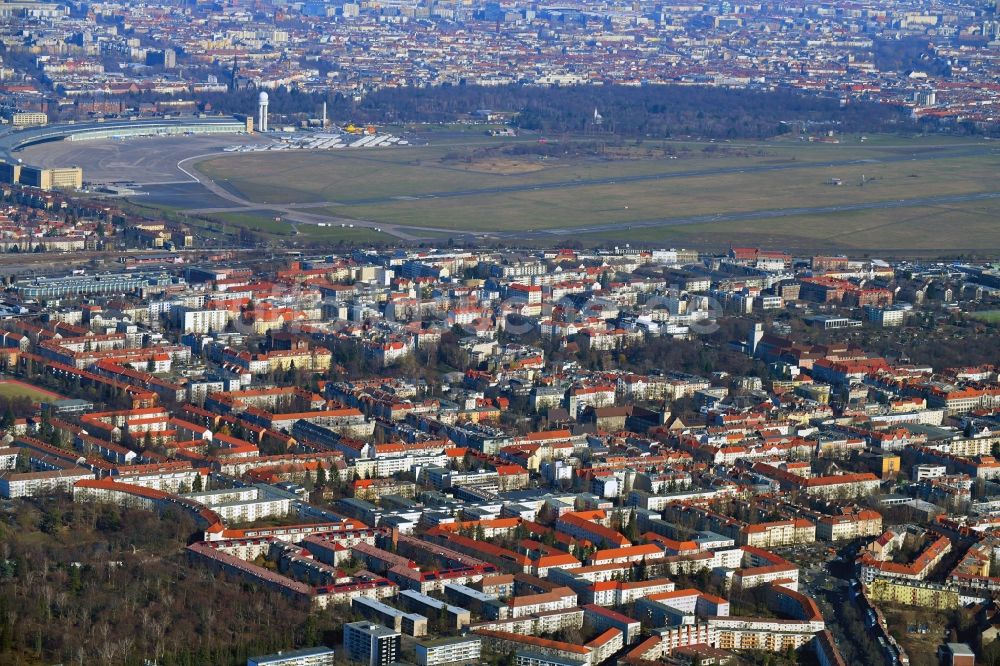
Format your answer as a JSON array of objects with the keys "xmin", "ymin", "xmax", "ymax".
[
  {"xmin": 190, "ymin": 133, "xmax": 1000, "ymax": 251},
  {"xmin": 0, "ymin": 380, "xmax": 63, "ymax": 402}
]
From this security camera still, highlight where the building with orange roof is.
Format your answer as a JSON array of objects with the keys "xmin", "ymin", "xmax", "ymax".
[
  {"xmin": 587, "ymin": 543, "xmax": 665, "ymax": 567},
  {"xmin": 739, "ymin": 519, "xmax": 816, "ymax": 549},
  {"xmin": 816, "ymin": 510, "xmax": 883, "ymax": 541},
  {"xmin": 548, "ymin": 562, "xmax": 631, "ymax": 588},
  {"xmin": 474, "ymin": 629, "xmax": 595, "ymax": 665},
  {"xmin": 751, "ymin": 462, "xmax": 880, "ymax": 498},
  {"xmin": 532, "ymin": 552, "xmax": 581, "ymax": 578},
  {"xmin": 74, "ymin": 477, "xmax": 224, "ymax": 537},
  {"xmin": 859, "ymin": 531, "xmax": 952, "ymax": 584},
  {"xmin": 733, "ymin": 547, "xmax": 800, "ymax": 592},
  {"xmin": 425, "ymin": 530, "xmax": 531, "ymax": 574},
  {"xmin": 508, "ymin": 586, "xmax": 577, "ymax": 619},
  {"xmin": 580, "ymin": 578, "xmax": 677, "ymax": 607},
  {"xmin": 582, "ymin": 604, "xmax": 642, "ymax": 645},
  {"xmin": 556, "ymin": 511, "xmax": 631, "ymax": 549},
  {"xmin": 635, "ymin": 588, "xmax": 731, "ymax": 629},
  {"xmin": 582, "ymin": 627, "xmax": 625, "ymax": 664}
]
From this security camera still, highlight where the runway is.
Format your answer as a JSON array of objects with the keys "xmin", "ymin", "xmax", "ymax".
[
  {"xmin": 313, "ymin": 145, "xmax": 993, "ymax": 208},
  {"xmin": 511, "ymin": 191, "xmax": 1000, "ymax": 239}
]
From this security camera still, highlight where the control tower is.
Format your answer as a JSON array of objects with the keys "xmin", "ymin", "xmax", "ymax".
[{"xmin": 257, "ymin": 91, "xmax": 269, "ymax": 133}]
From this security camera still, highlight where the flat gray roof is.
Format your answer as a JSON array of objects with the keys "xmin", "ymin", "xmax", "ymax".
[{"xmin": 248, "ymin": 645, "xmax": 334, "ymax": 664}]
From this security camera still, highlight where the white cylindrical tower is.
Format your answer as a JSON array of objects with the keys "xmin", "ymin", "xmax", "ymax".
[{"xmin": 258, "ymin": 91, "xmax": 269, "ymax": 132}]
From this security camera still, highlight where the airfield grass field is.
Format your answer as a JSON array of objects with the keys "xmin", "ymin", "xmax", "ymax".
[
  {"xmin": 210, "ymin": 211, "xmax": 292, "ymax": 235},
  {"xmin": 577, "ymin": 199, "xmax": 1000, "ymax": 251},
  {"xmin": 189, "ymin": 132, "xmax": 1000, "ymax": 251},
  {"xmin": 206, "ymin": 211, "xmax": 390, "ymax": 243},
  {"xmin": 198, "ymin": 135, "xmax": 982, "ymax": 206},
  {"xmin": 320, "ymin": 155, "xmax": 996, "ymax": 228}
]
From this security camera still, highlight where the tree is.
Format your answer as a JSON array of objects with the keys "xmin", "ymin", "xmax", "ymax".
[
  {"xmin": 316, "ymin": 466, "xmax": 327, "ymax": 488},
  {"xmin": 625, "ymin": 509, "xmax": 639, "ymax": 542},
  {"xmin": 636, "ymin": 559, "xmax": 648, "ymax": 582},
  {"xmin": 192, "ymin": 474, "xmax": 203, "ymax": 493}
]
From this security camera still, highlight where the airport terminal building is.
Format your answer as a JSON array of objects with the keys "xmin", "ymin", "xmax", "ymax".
[
  {"xmin": 0, "ymin": 115, "xmax": 250, "ymax": 190},
  {"xmin": 0, "ymin": 163, "xmax": 83, "ymax": 190}
]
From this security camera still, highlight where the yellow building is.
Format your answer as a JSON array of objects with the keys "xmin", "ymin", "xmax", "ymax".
[
  {"xmin": 18, "ymin": 166, "xmax": 83, "ymax": 190},
  {"xmin": 266, "ymin": 348, "xmax": 331, "ymax": 373},
  {"xmin": 866, "ymin": 578, "xmax": 959, "ymax": 610},
  {"xmin": 861, "ymin": 450, "xmax": 901, "ymax": 479},
  {"xmin": 795, "ymin": 382, "xmax": 831, "ymax": 404},
  {"xmin": 11, "ymin": 112, "xmax": 48, "ymax": 127}
]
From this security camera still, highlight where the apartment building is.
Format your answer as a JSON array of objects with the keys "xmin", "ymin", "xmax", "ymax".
[
  {"xmin": 343, "ymin": 622, "xmax": 401, "ymax": 666},
  {"xmin": 0, "ymin": 466, "xmax": 93, "ymax": 498},
  {"xmin": 816, "ymin": 510, "xmax": 883, "ymax": 541},
  {"xmin": 739, "ymin": 519, "xmax": 816, "ymax": 548},
  {"xmin": 414, "ymin": 636, "xmax": 481, "ymax": 666},
  {"xmin": 247, "ymin": 647, "xmax": 336, "ymax": 666}
]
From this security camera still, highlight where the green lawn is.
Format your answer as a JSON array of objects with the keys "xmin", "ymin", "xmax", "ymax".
[
  {"xmin": 297, "ymin": 224, "xmax": 389, "ymax": 243},
  {"xmin": 210, "ymin": 211, "xmax": 295, "ymax": 235},
  {"xmin": 971, "ymin": 310, "xmax": 1000, "ymax": 323},
  {"xmin": 0, "ymin": 381, "xmax": 63, "ymax": 402}
]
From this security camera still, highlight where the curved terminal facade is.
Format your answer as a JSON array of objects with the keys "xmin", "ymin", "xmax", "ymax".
[{"xmin": 0, "ymin": 115, "xmax": 251, "ymax": 190}]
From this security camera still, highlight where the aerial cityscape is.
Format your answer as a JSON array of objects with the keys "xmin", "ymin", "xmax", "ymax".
[{"xmin": 3, "ymin": 0, "xmax": 1000, "ymax": 665}]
